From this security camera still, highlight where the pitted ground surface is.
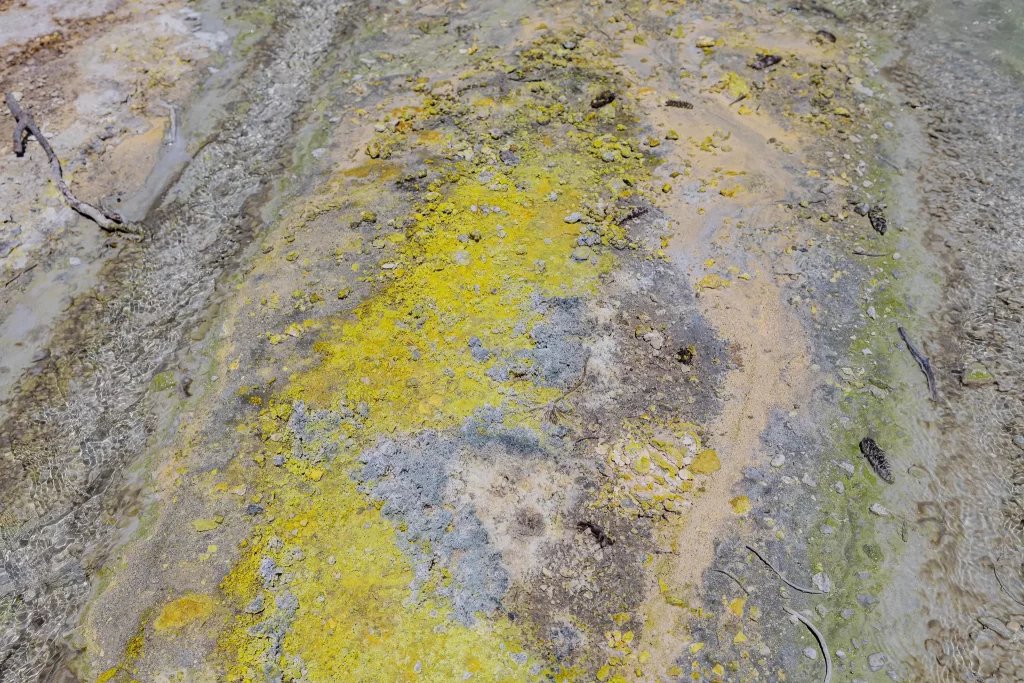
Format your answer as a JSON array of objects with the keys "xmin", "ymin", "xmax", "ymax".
[{"xmin": 1, "ymin": 0, "xmax": 1021, "ymax": 682}]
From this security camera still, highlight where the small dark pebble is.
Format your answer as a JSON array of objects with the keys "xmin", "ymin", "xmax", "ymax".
[
  {"xmin": 499, "ymin": 149, "xmax": 520, "ymax": 166},
  {"xmin": 815, "ymin": 29, "xmax": 837, "ymax": 43},
  {"xmin": 590, "ymin": 90, "xmax": 616, "ymax": 109},
  {"xmin": 868, "ymin": 206, "xmax": 888, "ymax": 235},
  {"xmin": 665, "ymin": 99, "xmax": 693, "ymax": 109},
  {"xmin": 749, "ymin": 53, "xmax": 783, "ymax": 70},
  {"xmin": 247, "ymin": 504, "xmax": 265, "ymax": 515}
]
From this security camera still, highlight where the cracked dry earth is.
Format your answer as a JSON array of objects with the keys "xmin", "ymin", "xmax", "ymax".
[{"xmin": 1, "ymin": 0, "xmax": 1023, "ymax": 681}]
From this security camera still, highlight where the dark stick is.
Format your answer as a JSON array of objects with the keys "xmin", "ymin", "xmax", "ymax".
[
  {"xmin": 3, "ymin": 262, "xmax": 36, "ymax": 287},
  {"xmin": 898, "ymin": 326, "xmax": 938, "ymax": 401},
  {"xmin": 5, "ymin": 93, "xmax": 135, "ymax": 233}
]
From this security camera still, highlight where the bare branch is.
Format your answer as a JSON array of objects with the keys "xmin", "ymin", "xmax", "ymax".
[{"xmin": 5, "ymin": 93, "xmax": 138, "ymax": 234}]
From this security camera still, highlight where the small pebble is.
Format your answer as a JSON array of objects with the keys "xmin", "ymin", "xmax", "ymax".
[
  {"xmin": 869, "ymin": 503, "xmax": 891, "ymax": 517},
  {"xmin": 804, "ymin": 647, "xmax": 818, "ymax": 660}
]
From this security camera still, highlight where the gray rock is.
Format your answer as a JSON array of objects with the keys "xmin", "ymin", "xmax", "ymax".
[
  {"xmin": 804, "ymin": 646, "xmax": 818, "ymax": 660},
  {"xmin": 812, "ymin": 572, "xmax": 832, "ymax": 593},
  {"xmin": 869, "ymin": 502, "xmax": 891, "ymax": 517},
  {"xmin": 962, "ymin": 361, "xmax": 994, "ymax": 386},
  {"xmin": 570, "ymin": 246, "xmax": 593, "ymax": 262},
  {"xmin": 564, "ymin": 212, "xmax": 582, "ymax": 224},
  {"xmin": 258, "ymin": 557, "xmax": 280, "ymax": 585},
  {"xmin": 867, "ymin": 652, "xmax": 887, "ymax": 672},
  {"xmin": 857, "ymin": 593, "xmax": 878, "ymax": 607},
  {"xmin": 275, "ymin": 591, "xmax": 299, "ymax": 613},
  {"xmin": 499, "ymin": 149, "xmax": 520, "ymax": 166},
  {"xmin": 771, "ymin": 454, "xmax": 786, "ymax": 467},
  {"xmin": 841, "ymin": 608, "xmax": 855, "ymax": 620},
  {"xmin": 468, "ymin": 337, "xmax": 491, "ymax": 362},
  {"xmin": 244, "ymin": 594, "xmax": 266, "ymax": 614}
]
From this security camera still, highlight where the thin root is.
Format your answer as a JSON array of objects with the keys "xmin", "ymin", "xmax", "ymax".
[
  {"xmin": 784, "ymin": 607, "xmax": 832, "ymax": 683},
  {"xmin": 711, "ymin": 567, "xmax": 749, "ymax": 594},
  {"xmin": 993, "ymin": 565, "xmax": 1024, "ymax": 608},
  {"xmin": 745, "ymin": 545, "xmax": 826, "ymax": 594},
  {"xmin": 530, "ymin": 350, "xmax": 591, "ymax": 418}
]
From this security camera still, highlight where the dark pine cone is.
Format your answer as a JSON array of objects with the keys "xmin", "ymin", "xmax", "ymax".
[
  {"xmin": 868, "ymin": 206, "xmax": 888, "ymax": 235},
  {"xmin": 859, "ymin": 437, "xmax": 894, "ymax": 483}
]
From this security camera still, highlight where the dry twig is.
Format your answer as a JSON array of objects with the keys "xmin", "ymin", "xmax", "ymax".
[
  {"xmin": 852, "ymin": 246, "xmax": 891, "ymax": 257},
  {"xmin": 531, "ymin": 351, "xmax": 590, "ymax": 423},
  {"xmin": 993, "ymin": 563, "xmax": 1024, "ymax": 608},
  {"xmin": 5, "ymin": 93, "xmax": 135, "ymax": 233},
  {"xmin": 784, "ymin": 607, "xmax": 832, "ymax": 683},
  {"xmin": 745, "ymin": 544, "xmax": 826, "ymax": 594},
  {"xmin": 898, "ymin": 325, "xmax": 938, "ymax": 401},
  {"xmin": 3, "ymin": 262, "xmax": 36, "ymax": 288}
]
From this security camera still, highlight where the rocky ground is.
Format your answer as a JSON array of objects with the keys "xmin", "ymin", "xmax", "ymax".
[{"xmin": 0, "ymin": 0, "xmax": 1021, "ymax": 682}]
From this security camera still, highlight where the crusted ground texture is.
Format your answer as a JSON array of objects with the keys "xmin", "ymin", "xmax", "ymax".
[{"xmin": 1, "ymin": 0, "xmax": 1022, "ymax": 682}]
